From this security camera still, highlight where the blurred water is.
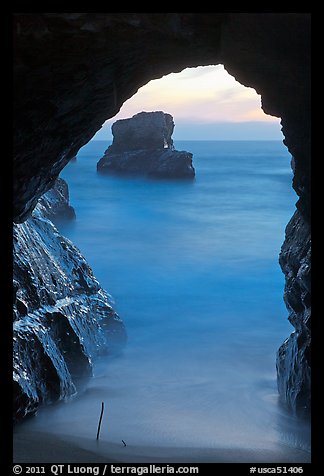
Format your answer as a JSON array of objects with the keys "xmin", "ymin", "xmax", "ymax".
[{"xmin": 19, "ymin": 141, "xmax": 311, "ymax": 457}]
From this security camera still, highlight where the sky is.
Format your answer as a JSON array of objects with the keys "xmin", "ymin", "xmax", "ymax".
[{"xmin": 92, "ymin": 65, "xmax": 283, "ymax": 141}]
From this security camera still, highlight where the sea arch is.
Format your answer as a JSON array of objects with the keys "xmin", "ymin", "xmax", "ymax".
[{"xmin": 13, "ymin": 13, "xmax": 311, "ymax": 416}]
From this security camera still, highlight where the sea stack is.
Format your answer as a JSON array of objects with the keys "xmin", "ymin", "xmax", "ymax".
[{"xmin": 97, "ymin": 111, "xmax": 195, "ymax": 179}]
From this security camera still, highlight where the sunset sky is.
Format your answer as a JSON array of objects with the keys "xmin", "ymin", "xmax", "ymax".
[{"xmin": 93, "ymin": 65, "xmax": 283, "ymax": 141}]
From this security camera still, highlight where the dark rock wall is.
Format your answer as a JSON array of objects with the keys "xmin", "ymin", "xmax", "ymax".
[
  {"xmin": 13, "ymin": 13, "xmax": 311, "ymax": 416},
  {"xmin": 220, "ymin": 14, "xmax": 310, "ymax": 214},
  {"xmin": 13, "ymin": 195, "xmax": 126, "ymax": 421},
  {"xmin": 276, "ymin": 210, "xmax": 311, "ymax": 417}
]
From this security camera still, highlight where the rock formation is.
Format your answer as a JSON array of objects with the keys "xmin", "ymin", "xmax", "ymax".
[
  {"xmin": 13, "ymin": 186, "xmax": 126, "ymax": 421},
  {"xmin": 37, "ymin": 177, "xmax": 76, "ymax": 224},
  {"xmin": 13, "ymin": 13, "xmax": 311, "ymax": 418},
  {"xmin": 276, "ymin": 210, "xmax": 311, "ymax": 417},
  {"xmin": 97, "ymin": 111, "xmax": 195, "ymax": 179}
]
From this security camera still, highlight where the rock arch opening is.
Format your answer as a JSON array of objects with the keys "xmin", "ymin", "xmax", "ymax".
[
  {"xmin": 93, "ymin": 64, "xmax": 284, "ymax": 141},
  {"xmin": 13, "ymin": 13, "xmax": 310, "ymax": 441}
]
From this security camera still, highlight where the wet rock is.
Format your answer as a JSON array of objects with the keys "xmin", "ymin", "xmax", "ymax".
[
  {"xmin": 97, "ymin": 112, "xmax": 195, "ymax": 179},
  {"xmin": 38, "ymin": 177, "xmax": 76, "ymax": 224},
  {"xmin": 13, "ymin": 190, "xmax": 126, "ymax": 422},
  {"xmin": 276, "ymin": 210, "xmax": 311, "ymax": 417}
]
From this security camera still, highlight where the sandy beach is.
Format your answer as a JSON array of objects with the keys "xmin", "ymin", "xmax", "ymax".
[{"xmin": 13, "ymin": 430, "xmax": 311, "ymax": 464}]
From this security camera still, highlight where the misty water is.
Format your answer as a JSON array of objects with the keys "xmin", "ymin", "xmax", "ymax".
[{"xmin": 20, "ymin": 140, "xmax": 311, "ymax": 458}]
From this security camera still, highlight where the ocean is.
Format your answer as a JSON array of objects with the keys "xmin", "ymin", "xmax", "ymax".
[{"xmin": 19, "ymin": 140, "xmax": 311, "ymax": 459}]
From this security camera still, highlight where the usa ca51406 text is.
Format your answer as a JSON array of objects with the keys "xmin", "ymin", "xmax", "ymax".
[{"xmin": 256, "ymin": 468, "xmax": 303, "ymax": 474}]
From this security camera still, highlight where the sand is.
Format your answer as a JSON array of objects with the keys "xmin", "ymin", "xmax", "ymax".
[{"xmin": 13, "ymin": 430, "xmax": 311, "ymax": 464}]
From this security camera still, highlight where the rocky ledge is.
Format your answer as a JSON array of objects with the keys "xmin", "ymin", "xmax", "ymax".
[
  {"xmin": 97, "ymin": 111, "xmax": 195, "ymax": 179},
  {"xmin": 13, "ymin": 182, "xmax": 126, "ymax": 422}
]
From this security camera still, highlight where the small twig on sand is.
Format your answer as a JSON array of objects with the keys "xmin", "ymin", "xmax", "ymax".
[
  {"xmin": 122, "ymin": 440, "xmax": 127, "ymax": 447},
  {"xmin": 96, "ymin": 401, "xmax": 105, "ymax": 440}
]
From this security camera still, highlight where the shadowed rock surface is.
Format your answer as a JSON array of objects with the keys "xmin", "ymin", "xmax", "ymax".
[
  {"xmin": 37, "ymin": 177, "xmax": 76, "ymax": 224},
  {"xmin": 13, "ymin": 13, "xmax": 311, "ymax": 417},
  {"xmin": 109, "ymin": 111, "xmax": 175, "ymax": 152},
  {"xmin": 13, "ymin": 187, "xmax": 126, "ymax": 422},
  {"xmin": 276, "ymin": 210, "xmax": 311, "ymax": 417},
  {"xmin": 97, "ymin": 112, "xmax": 195, "ymax": 178}
]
